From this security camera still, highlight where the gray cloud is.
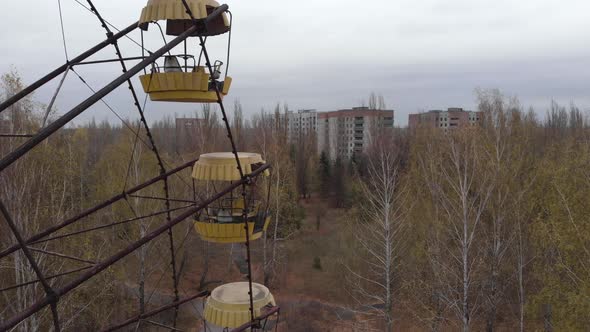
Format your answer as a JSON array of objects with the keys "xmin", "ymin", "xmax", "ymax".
[{"xmin": 1, "ymin": 0, "xmax": 589, "ymax": 126}]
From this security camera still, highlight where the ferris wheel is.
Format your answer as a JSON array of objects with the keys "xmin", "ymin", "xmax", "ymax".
[{"xmin": 0, "ymin": 0, "xmax": 280, "ymax": 331}]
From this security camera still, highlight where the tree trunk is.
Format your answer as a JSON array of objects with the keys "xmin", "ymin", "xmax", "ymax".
[
  {"xmin": 198, "ymin": 241, "xmax": 210, "ymax": 290},
  {"xmin": 462, "ymin": 243, "xmax": 469, "ymax": 332},
  {"xmin": 385, "ymin": 200, "xmax": 393, "ymax": 332},
  {"xmin": 517, "ymin": 221, "xmax": 525, "ymax": 332},
  {"xmin": 462, "ymin": 211, "xmax": 470, "ymax": 332},
  {"xmin": 486, "ymin": 263, "xmax": 498, "ymax": 332},
  {"xmin": 543, "ymin": 304, "xmax": 553, "ymax": 332}
]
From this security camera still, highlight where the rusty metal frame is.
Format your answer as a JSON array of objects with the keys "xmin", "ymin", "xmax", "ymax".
[
  {"xmin": 0, "ymin": 266, "xmax": 93, "ymax": 293},
  {"xmin": 102, "ymin": 291, "xmax": 209, "ymax": 332},
  {"xmin": 0, "ymin": 158, "xmax": 198, "ymax": 259},
  {"xmin": 0, "ymin": 23, "xmax": 200, "ymax": 173},
  {"xmin": 29, "ymin": 204, "xmax": 195, "ymax": 246},
  {"xmin": 0, "ymin": 22, "xmax": 139, "ymax": 114},
  {"xmin": 0, "ymin": 3, "xmax": 282, "ymax": 331},
  {"xmin": 178, "ymin": 1, "xmax": 261, "ymax": 326},
  {"xmin": 83, "ymin": 0, "xmax": 183, "ymax": 325},
  {"xmin": 0, "ymin": 163, "xmax": 270, "ymax": 331},
  {"xmin": 0, "ymin": 134, "xmax": 35, "ymax": 138},
  {"xmin": 230, "ymin": 307, "xmax": 281, "ymax": 332},
  {"xmin": 0, "ymin": 201, "xmax": 62, "ymax": 331}
]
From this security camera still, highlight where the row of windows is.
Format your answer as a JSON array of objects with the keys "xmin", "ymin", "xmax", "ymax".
[{"xmin": 438, "ymin": 117, "xmax": 480, "ymax": 123}]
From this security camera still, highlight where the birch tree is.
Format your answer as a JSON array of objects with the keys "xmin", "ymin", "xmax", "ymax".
[
  {"xmin": 346, "ymin": 147, "xmax": 409, "ymax": 332},
  {"xmin": 477, "ymin": 89, "xmax": 534, "ymax": 332},
  {"xmin": 418, "ymin": 129, "xmax": 493, "ymax": 331},
  {"xmin": 0, "ymin": 70, "xmax": 88, "ymax": 330}
]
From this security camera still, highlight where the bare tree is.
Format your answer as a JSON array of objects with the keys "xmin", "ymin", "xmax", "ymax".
[
  {"xmin": 367, "ymin": 92, "xmax": 386, "ymax": 110},
  {"xmin": 265, "ymin": 105, "xmax": 291, "ymax": 285},
  {"xmin": 369, "ymin": 92, "xmax": 377, "ymax": 110},
  {"xmin": 345, "ymin": 147, "xmax": 409, "ymax": 332},
  {"xmin": 418, "ymin": 129, "xmax": 494, "ymax": 331},
  {"xmin": 479, "ymin": 90, "xmax": 517, "ymax": 331},
  {"xmin": 233, "ymin": 99, "xmax": 246, "ymax": 150},
  {"xmin": 0, "ymin": 71, "xmax": 74, "ymax": 331},
  {"xmin": 378, "ymin": 95, "xmax": 387, "ymax": 111}
]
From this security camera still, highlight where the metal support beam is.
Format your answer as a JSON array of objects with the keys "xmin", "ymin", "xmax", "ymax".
[
  {"xmin": 129, "ymin": 194, "xmax": 196, "ymax": 204},
  {"xmin": 0, "ymin": 24, "xmax": 198, "ymax": 173},
  {"xmin": 0, "ymin": 134, "xmax": 34, "ymax": 138},
  {"xmin": 230, "ymin": 307, "xmax": 281, "ymax": 332},
  {"xmin": 0, "ymin": 200, "xmax": 61, "ymax": 331},
  {"xmin": 42, "ymin": 65, "xmax": 70, "ymax": 127},
  {"xmin": 30, "ymin": 204, "xmax": 195, "ymax": 246},
  {"xmin": 0, "ymin": 158, "xmax": 198, "ymax": 259},
  {"xmin": 179, "ymin": 2, "xmax": 258, "ymax": 325},
  {"xmin": 101, "ymin": 291, "xmax": 209, "ymax": 332},
  {"xmin": 0, "ymin": 22, "xmax": 138, "ymax": 114},
  {"xmin": 0, "ymin": 164, "xmax": 270, "ymax": 331},
  {"xmin": 28, "ymin": 247, "xmax": 97, "ymax": 265},
  {"xmin": 85, "ymin": 2, "xmax": 183, "ymax": 322},
  {"xmin": 0, "ymin": 266, "xmax": 93, "ymax": 293},
  {"xmin": 75, "ymin": 56, "xmax": 148, "ymax": 66},
  {"xmin": 143, "ymin": 320, "xmax": 185, "ymax": 331}
]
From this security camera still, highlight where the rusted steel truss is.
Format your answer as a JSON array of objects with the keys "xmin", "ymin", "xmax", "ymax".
[
  {"xmin": 0, "ymin": 158, "xmax": 198, "ymax": 260},
  {"xmin": 0, "ymin": 17, "xmax": 208, "ymax": 173},
  {"xmin": 0, "ymin": 2, "xmax": 281, "ymax": 331},
  {"xmin": 0, "ymin": 22, "xmax": 139, "ymax": 114},
  {"xmin": 102, "ymin": 291, "xmax": 209, "ymax": 332},
  {"xmin": 0, "ymin": 163, "xmax": 270, "ymax": 331},
  {"xmin": 231, "ymin": 306, "xmax": 281, "ymax": 332}
]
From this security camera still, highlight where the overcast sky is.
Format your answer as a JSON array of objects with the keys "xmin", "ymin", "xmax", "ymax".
[{"xmin": 1, "ymin": 0, "xmax": 589, "ymax": 126}]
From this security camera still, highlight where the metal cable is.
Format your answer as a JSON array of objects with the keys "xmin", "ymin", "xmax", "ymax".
[
  {"xmin": 0, "ymin": 200, "xmax": 62, "ymax": 331},
  {"xmin": 42, "ymin": 0, "xmax": 71, "ymax": 130},
  {"xmin": 57, "ymin": 0, "xmax": 69, "ymax": 60},
  {"xmin": 83, "ymin": 0, "xmax": 181, "ymax": 325},
  {"xmin": 42, "ymin": 65, "xmax": 70, "ymax": 128},
  {"xmin": 69, "ymin": 67, "xmax": 195, "ymax": 192},
  {"xmin": 154, "ymin": 22, "xmax": 172, "ymax": 57},
  {"xmin": 123, "ymin": 121, "xmax": 143, "ymax": 190},
  {"xmin": 178, "ymin": 1, "xmax": 257, "ymax": 327},
  {"xmin": 29, "ymin": 204, "xmax": 196, "ymax": 246},
  {"xmin": 71, "ymin": 0, "xmax": 152, "ymax": 54},
  {"xmin": 225, "ymin": 11, "xmax": 232, "ymax": 79},
  {"xmin": 0, "ymin": 266, "xmax": 93, "ymax": 293},
  {"xmin": 197, "ymin": 37, "xmax": 207, "ymax": 67},
  {"xmin": 70, "ymin": 68, "xmax": 151, "ymax": 147},
  {"xmin": 123, "ymin": 71, "xmax": 152, "ymax": 192}
]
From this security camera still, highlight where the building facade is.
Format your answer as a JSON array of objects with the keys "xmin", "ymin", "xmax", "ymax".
[
  {"xmin": 287, "ymin": 109, "xmax": 318, "ymax": 142},
  {"xmin": 408, "ymin": 108, "xmax": 482, "ymax": 130},
  {"xmin": 317, "ymin": 107, "xmax": 395, "ymax": 160}
]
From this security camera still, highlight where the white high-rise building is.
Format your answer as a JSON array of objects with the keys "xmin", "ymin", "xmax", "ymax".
[
  {"xmin": 317, "ymin": 107, "xmax": 395, "ymax": 160},
  {"xmin": 287, "ymin": 109, "xmax": 318, "ymax": 142},
  {"xmin": 285, "ymin": 107, "xmax": 395, "ymax": 159}
]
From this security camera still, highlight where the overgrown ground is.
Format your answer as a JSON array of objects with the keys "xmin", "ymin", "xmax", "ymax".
[
  {"xmin": 130, "ymin": 196, "xmax": 531, "ymax": 331},
  {"xmin": 139, "ymin": 196, "xmax": 361, "ymax": 331},
  {"xmin": 167, "ymin": 196, "xmax": 419, "ymax": 331}
]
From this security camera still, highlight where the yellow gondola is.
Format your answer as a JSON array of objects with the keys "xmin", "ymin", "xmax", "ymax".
[
  {"xmin": 137, "ymin": 0, "xmax": 232, "ymax": 103},
  {"xmin": 192, "ymin": 152, "xmax": 271, "ymax": 244},
  {"xmin": 139, "ymin": 0, "xmax": 230, "ymax": 37},
  {"xmin": 204, "ymin": 282, "xmax": 276, "ymax": 328}
]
